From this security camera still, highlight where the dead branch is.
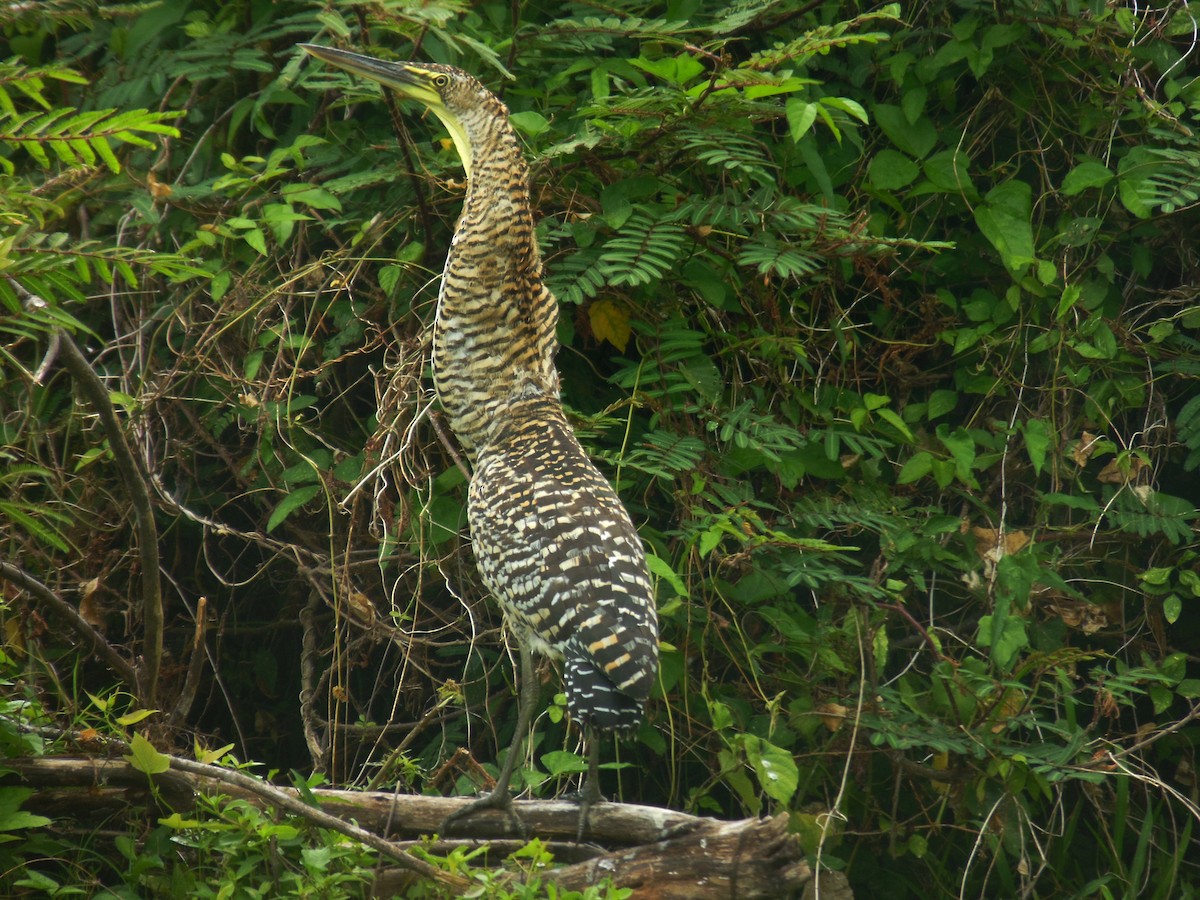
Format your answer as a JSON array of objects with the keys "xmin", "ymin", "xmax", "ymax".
[{"xmin": 5, "ymin": 756, "xmax": 812, "ymax": 897}]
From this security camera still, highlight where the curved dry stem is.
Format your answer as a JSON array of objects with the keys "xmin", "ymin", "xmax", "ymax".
[{"xmin": 56, "ymin": 330, "xmax": 164, "ymax": 705}]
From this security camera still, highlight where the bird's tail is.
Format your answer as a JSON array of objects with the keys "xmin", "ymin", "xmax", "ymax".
[{"xmin": 563, "ymin": 653, "xmax": 646, "ymax": 734}]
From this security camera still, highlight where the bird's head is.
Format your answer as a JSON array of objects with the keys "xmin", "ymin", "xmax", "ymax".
[{"xmin": 301, "ymin": 44, "xmax": 492, "ymax": 177}]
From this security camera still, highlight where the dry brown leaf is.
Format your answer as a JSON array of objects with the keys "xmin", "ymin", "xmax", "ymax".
[
  {"xmin": 1048, "ymin": 597, "xmax": 1108, "ymax": 634},
  {"xmin": 816, "ymin": 702, "xmax": 848, "ymax": 733},
  {"xmin": 1073, "ymin": 431, "xmax": 1099, "ymax": 467},
  {"xmin": 969, "ymin": 526, "xmax": 1031, "ymax": 559},
  {"xmin": 1097, "ymin": 455, "xmax": 1147, "ymax": 485},
  {"xmin": 588, "ymin": 297, "xmax": 633, "ymax": 351}
]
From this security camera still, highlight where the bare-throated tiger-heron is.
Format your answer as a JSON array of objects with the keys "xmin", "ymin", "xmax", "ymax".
[{"xmin": 301, "ymin": 44, "xmax": 659, "ymax": 840}]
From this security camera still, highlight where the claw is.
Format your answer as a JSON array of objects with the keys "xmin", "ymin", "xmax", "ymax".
[{"xmin": 441, "ymin": 789, "xmax": 529, "ymax": 838}]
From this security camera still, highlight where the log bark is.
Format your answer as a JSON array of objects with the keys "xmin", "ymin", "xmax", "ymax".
[{"xmin": 4, "ymin": 756, "xmax": 814, "ymax": 898}]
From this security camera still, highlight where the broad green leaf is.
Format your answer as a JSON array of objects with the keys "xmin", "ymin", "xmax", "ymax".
[
  {"xmin": 936, "ymin": 424, "xmax": 977, "ymax": 486},
  {"xmin": 873, "ymin": 104, "xmax": 937, "ymax": 158},
  {"xmin": 821, "ymin": 96, "xmax": 868, "ymax": 124},
  {"xmin": 541, "ymin": 750, "xmax": 587, "ymax": 776},
  {"xmin": 282, "ymin": 185, "xmax": 342, "ymax": 211},
  {"xmin": 869, "ymin": 149, "xmax": 919, "ymax": 189},
  {"xmin": 509, "ymin": 110, "xmax": 549, "ymax": 137},
  {"xmin": 974, "ymin": 180, "xmax": 1035, "ymax": 273},
  {"xmin": 1022, "ymin": 418, "xmax": 1050, "ymax": 476},
  {"xmin": 742, "ymin": 735, "xmax": 798, "ymax": 805},
  {"xmin": 1061, "ymin": 161, "xmax": 1113, "ymax": 195},
  {"xmin": 977, "ymin": 614, "xmax": 1028, "ymax": 670},
  {"xmin": 1139, "ymin": 567, "xmax": 1173, "ymax": 586},
  {"xmin": 242, "ymin": 227, "xmax": 267, "ymax": 256},
  {"xmin": 875, "ymin": 408, "xmax": 914, "ymax": 441},
  {"xmin": 630, "ymin": 55, "xmax": 704, "ymax": 85},
  {"xmin": 1117, "ymin": 146, "xmax": 1161, "ymax": 219},
  {"xmin": 0, "ymin": 788, "xmax": 51, "ymax": 831},
  {"xmin": 897, "ymin": 451, "xmax": 933, "ymax": 484},
  {"xmin": 1163, "ymin": 594, "xmax": 1182, "ymax": 625},
  {"xmin": 785, "ymin": 99, "xmax": 818, "ymax": 142},
  {"xmin": 126, "ymin": 732, "xmax": 170, "ymax": 775},
  {"xmin": 927, "ymin": 389, "xmax": 958, "ymax": 420},
  {"xmin": 923, "ymin": 149, "xmax": 976, "ymax": 197}
]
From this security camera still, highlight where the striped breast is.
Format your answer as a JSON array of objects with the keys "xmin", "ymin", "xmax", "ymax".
[{"xmin": 467, "ymin": 390, "xmax": 659, "ymax": 731}]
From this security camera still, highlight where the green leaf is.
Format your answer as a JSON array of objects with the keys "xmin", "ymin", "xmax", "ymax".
[
  {"xmin": 242, "ymin": 227, "xmax": 267, "ymax": 255},
  {"xmin": 126, "ymin": 732, "xmax": 170, "ymax": 775},
  {"xmin": 1022, "ymin": 418, "xmax": 1051, "ymax": 476},
  {"xmin": 541, "ymin": 750, "xmax": 588, "ymax": 776},
  {"xmin": 195, "ymin": 740, "xmax": 235, "ymax": 765},
  {"xmin": 1163, "ymin": 594, "xmax": 1182, "ymax": 625},
  {"xmin": 868, "ymin": 149, "xmax": 919, "ymax": 190},
  {"xmin": 742, "ymin": 735, "xmax": 798, "ymax": 805},
  {"xmin": 115, "ymin": 708, "xmax": 159, "ymax": 727},
  {"xmin": 927, "ymin": 389, "xmax": 958, "ymax": 420},
  {"xmin": 974, "ymin": 180, "xmax": 1036, "ymax": 273},
  {"xmin": 0, "ymin": 788, "xmax": 51, "ymax": 832},
  {"xmin": 936, "ymin": 424, "xmax": 977, "ymax": 487},
  {"xmin": 977, "ymin": 614, "xmax": 1028, "ymax": 670},
  {"xmin": 1139, "ymin": 567, "xmax": 1173, "ymax": 587},
  {"xmin": 267, "ymin": 485, "xmax": 322, "ymax": 532},
  {"xmin": 630, "ymin": 55, "xmax": 704, "ymax": 85},
  {"xmin": 509, "ymin": 110, "xmax": 549, "ymax": 137},
  {"xmin": 873, "ymin": 104, "xmax": 937, "ymax": 158},
  {"xmin": 645, "ymin": 551, "xmax": 688, "ymax": 597},
  {"xmin": 1061, "ymin": 161, "xmax": 1113, "ymax": 195},
  {"xmin": 282, "ymin": 185, "xmax": 342, "ymax": 210},
  {"xmin": 785, "ymin": 99, "xmax": 818, "ymax": 142},
  {"xmin": 897, "ymin": 450, "xmax": 933, "ymax": 484}
]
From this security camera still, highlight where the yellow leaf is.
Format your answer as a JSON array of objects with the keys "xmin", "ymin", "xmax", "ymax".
[{"xmin": 588, "ymin": 298, "xmax": 632, "ymax": 351}]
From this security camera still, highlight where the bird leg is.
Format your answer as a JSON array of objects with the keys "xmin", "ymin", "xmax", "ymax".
[
  {"xmin": 574, "ymin": 730, "xmax": 603, "ymax": 842},
  {"xmin": 440, "ymin": 642, "xmax": 537, "ymax": 838}
]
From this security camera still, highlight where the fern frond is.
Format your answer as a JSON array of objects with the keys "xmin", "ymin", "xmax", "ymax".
[
  {"xmin": 1176, "ymin": 393, "xmax": 1200, "ymax": 471},
  {"xmin": 1107, "ymin": 489, "xmax": 1197, "ymax": 545},
  {"xmin": 622, "ymin": 430, "xmax": 708, "ymax": 478},
  {"xmin": 0, "ymin": 106, "xmax": 181, "ymax": 174},
  {"xmin": 737, "ymin": 236, "xmax": 822, "ymax": 279},
  {"xmin": 597, "ymin": 211, "xmax": 689, "ymax": 287}
]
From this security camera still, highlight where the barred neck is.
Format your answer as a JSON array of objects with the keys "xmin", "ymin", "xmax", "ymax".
[{"xmin": 431, "ymin": 102, "xmax": 561, "ymax": 458}]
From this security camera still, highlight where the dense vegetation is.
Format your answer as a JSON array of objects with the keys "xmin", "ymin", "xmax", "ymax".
[{"xmin": 3, "ymin": 0, "xmax": 1200, "ymax": 895}]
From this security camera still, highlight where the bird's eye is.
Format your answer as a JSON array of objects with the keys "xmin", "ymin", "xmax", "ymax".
[{"xmin": 434, "ymin": 74, "xmax": 449, "ymax": 88}]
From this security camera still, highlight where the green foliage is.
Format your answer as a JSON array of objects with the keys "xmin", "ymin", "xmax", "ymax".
[{"xmin": 3, "ymin": 0, "xmax": 1200, "ymax": 895}]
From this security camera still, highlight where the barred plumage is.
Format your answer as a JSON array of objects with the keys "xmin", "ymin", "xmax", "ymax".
[
  {"xmin": 301, "ymin": 44, "xmax": 659, "ymax": 837},
  {"xmin": 470, "ymin": 389, "xmax": 657, "ymax": 730}
]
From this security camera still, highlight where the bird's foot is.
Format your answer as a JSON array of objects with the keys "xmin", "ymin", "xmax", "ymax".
[{"xmin": 440, "ymin": 789, "xmax": 529, "ymax": 839}]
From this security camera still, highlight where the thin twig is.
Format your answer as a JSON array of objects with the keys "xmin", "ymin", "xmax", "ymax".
[{"xmin": 0, "ymin": 561, "xmax": 138, "ymax": 691}]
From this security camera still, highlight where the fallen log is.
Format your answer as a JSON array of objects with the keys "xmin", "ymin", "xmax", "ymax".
[{"xmin": 4, "ymin": 756, "xmax": 814, "ymax": 898}]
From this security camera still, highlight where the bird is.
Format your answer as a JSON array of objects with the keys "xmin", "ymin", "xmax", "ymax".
[{"xmin": 300, "ymin": 44, "xmax": 659, "ymax": 837}]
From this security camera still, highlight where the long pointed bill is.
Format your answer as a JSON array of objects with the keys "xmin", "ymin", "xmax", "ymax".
[{"xmin": 300, "ymin": 43, "xmax": 473, "ymax": 176}]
